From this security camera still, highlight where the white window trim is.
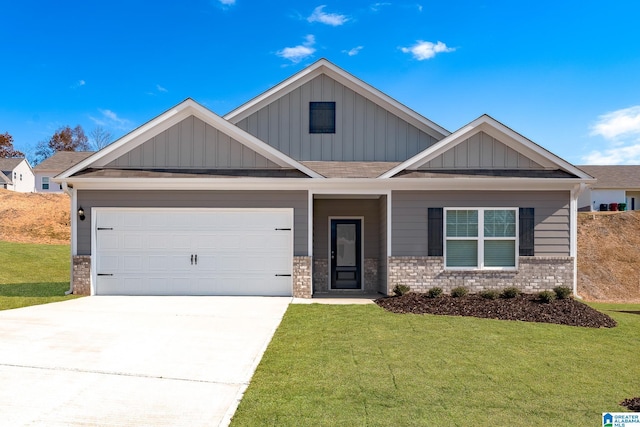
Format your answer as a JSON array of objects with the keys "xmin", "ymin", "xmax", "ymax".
[
  {"xmin": 42, "ymin": 176, "xmax": 50, "ymax": 190},
  {"xmin": 444, "ymin": 207, "xmax": 519, "ymax": 271}
]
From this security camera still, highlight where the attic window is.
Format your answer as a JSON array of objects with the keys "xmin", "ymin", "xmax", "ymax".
[{"xmin": 309, "ymin": 102, "xmax": 335, "ymax": 134}]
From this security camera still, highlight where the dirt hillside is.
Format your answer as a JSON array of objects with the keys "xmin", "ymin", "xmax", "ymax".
[
  {"xmin": 1, "ymin": 190, "xmax": 639, "ymax": 301},
  {"xmin": 0, "ymin": 189, "xmax": 70, "ymax": 244}
]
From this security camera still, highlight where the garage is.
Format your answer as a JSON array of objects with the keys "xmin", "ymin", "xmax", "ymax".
[{"xmin": 93, "ymin": 208, "xmax": 293, "ymax": 296}]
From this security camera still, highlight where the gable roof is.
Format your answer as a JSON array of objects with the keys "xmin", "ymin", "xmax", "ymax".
[
  {"xmin": 224, "ymin": 58, "xmax": 450, "ymax": 141},
  {"xmin": 381, "ymin": 115, "xmax": 594, "ymax": 180},
  {"xmin": 0, "ymin": 158, "xmax": 25, "ymax": 172},
  {"xmin": 576, "ymin": 165, "xmax": 640, "ymax": 189},
  {"xmin": 0, "ymin": 170, "xmax": 10, "ymax": 185},
  {"xmin": 34, "ymin": 151, "xmax": 94, "ymax": 172},
  {"xmin": 57, "ymin": 99, "xmax": 323, "ymax": 180}
]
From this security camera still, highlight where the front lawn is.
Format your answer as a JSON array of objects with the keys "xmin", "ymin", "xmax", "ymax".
[
  {"xmin": 0, "ymin": 241, "xmax": 78, "ymax": 310},
  {"xmin": 232, "ymin": 303, "xmax": 640, "ymax": 426}
]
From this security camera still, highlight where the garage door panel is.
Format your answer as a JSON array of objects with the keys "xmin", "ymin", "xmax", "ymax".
[{"xmin": 95, "ymin": 209, "xmax": 293, "ymax": 296}]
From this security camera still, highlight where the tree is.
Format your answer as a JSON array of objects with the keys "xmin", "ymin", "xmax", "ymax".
[
  {"xmin": 0, "ymin": 132, "xmax": 25, "ymax": 158},
  {"xmin": 34, "ymin": 125, "xmax": 90, "ymax": 164},
  {"xmin": 90, "ymin": 126, "xmax": 113, "ymax": 150}
]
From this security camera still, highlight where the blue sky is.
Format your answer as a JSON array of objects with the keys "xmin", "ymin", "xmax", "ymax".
[{"xmin": 2, "ymin": 0, "xmax": 640, "ymax": 165}]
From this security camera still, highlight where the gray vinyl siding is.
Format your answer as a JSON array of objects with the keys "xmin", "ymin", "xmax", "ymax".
[
  {"xmin": 77, "ymin": 190, "xmax": 308, "ymax": 256},
  {"xmin": 419, "ymin": 131, "xmax": 544, "ymax": 169},
  {"xmin": 235, "ymin": 74, "xmax": 441, "ymax": 162},
  {"xmin": 378, "ymin": 195, "xmax": 388, "ymax": 293},
  {"xmin": 392, "ymin": 191, "xmax": 570, "ymax": 257},
  {"xmin": 106, "ymin": 116, "xmax": 280, "ymax": 169},
  {"xmin": 313, "ymin": 199, "xmax": 380, "ymax": 259}
]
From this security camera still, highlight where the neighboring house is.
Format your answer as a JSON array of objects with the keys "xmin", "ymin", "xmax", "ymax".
[
  {"xmin": 0, "ymin": 158, "xmax": 35, "ymax": 192},
  {"xmin": 33, "ymin": 151, "xmax": 94, "ymax": 193},
  {"xmin": 55, "ymin": 59, "xmax": 594, "ymax": 298},
  {"xmin": 576, "ymin": 165, "xmax": 640, "ymax": 211}
]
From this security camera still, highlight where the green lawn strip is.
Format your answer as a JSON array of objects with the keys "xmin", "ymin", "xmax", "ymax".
[
  {"xmin": 232, "ymin": 303, "xmax": 640, "ymax": 427},
  {"xmin": 0, "ymin": 241, "xmax": 79, "ymax": 310}
]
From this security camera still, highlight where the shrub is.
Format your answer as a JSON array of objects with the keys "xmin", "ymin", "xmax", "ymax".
[
  {"xmin": 480, "ymin": 289, "xmax": 500, "ymax": 300},
  {"xmin": 553, "ymin": 286, "xmax": 572, "ymax": 300},
  {"xmin": 451, "ymin": 286, "xmax": 469, "ymax": 298},
  {"xmin": 538, "ymin": 290, "xmax": 556, "ymax": 303},
  {"xmin": 426, "ymin": 287, "xmax": 443, "ymax": 298},
  {"xmin": 393, "ymin": 284, "xmax": 411, "ymax": 296},
  {"xmin": 501, "ymin": 287, "xmax": 521, "ymax": 299}
]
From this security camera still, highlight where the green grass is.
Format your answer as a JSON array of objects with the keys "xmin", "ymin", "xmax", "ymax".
[
  {"xmin": 232, "ymin": 303, "xmax": 640, "ymax": 426},
  {"xmin": 0, "ymin": 241, "xmax": 79, "ymax": 310}
]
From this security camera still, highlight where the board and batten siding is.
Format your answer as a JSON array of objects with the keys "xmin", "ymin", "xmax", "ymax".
[
  {"xmin": 419, "ymin": 131, "xmax": 544, "ymax": 170},
  {"xmin": 234, "ymin": 74, "xmax": 441, "ymax": 162},
  {"xmin": 392, "ymin": 191, "xmax": 570, "ymax": 257},
  {"xmin": 77, "ymin": 190, "xmax": 308, "ymax": 256},
  {"xmin": 106, "ymin": 116, "xmax": 280, "ymax": 169}
]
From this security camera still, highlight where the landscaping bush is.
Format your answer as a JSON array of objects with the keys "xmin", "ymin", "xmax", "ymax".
[
  {"xmin": 501, "ymin": 287, "xmax": 521, "ymax": 299},
  {"xmin": 451, "ymin": 286, "xmax": 469, "ymax": 298},
  {"xmin": 553, "ymin": 286, "xmax": 572, "ymax": 300},
  {"xmin": 426, "ymin": 287, "xmax": 443, "ymax": 298},
  {"xmin": 393, "ymin": 284, "xmax": 411, "ymax": 296},
  {"xmin": 480, "ymin": 289, "xmax": 500, "ymax": 300},
  {"xmin": 538, "ymin": 290, "xmax": 556, "ymax": 303}
]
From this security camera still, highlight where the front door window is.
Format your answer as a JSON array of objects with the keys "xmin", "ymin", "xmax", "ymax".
[{"xmin": 330, "ymin": 219, "xmax": 362, "ymax": 289}]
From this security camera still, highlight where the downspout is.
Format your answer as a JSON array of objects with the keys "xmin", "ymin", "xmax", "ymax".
[
  {"xmin": 570, "ymin": 183, "xmax": 588, "ymax": 298},
  {"xmin": 63, "ymin": 182, "xmax": 75, "ymax": 295}
]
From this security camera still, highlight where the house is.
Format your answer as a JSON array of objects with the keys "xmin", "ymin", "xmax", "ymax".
[
  {"xmin": 33, "ymin": 151, "xmax": 94, "ymax": 193},
  {"xmin": 55, "ymin": 59, "xmax": 594, "ymax": 298},
  {"xmin": 0, "ymin": 158, "xmax": 35, "ymax": 192},
  {"xmin": 576, "ymin": 165, "xmax": 640, "ymax": 211}
]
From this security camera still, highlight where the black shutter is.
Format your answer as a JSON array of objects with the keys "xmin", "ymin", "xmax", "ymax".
[
  {"xmin": 519, "ymin": 208, "xmax": 535, "ymax": 256},
  {"xmin": 428, "ymin": 208, "xmax": 443, "ymax": 256}
]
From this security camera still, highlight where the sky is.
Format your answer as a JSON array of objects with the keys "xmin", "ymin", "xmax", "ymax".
[{"xmin": 1, "ymin": 0, "xmax": 640, "ymax": 165}]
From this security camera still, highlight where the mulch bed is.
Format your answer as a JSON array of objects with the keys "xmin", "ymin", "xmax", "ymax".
[
  {"xmin": 376, "ymin": 293, "xmax": 617, "ymax": 328},
  {"xmin": 621, "ymin": 397, "xmax": 640, "ymax": 411}
]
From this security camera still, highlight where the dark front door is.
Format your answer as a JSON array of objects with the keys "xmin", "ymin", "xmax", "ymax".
[{"xmin": 330, "ymin": 219, "xmax": 362, "ymax": 289}]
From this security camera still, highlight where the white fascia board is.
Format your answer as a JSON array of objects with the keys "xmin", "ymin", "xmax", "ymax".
[
  {"xmin": 224, "ymin": 59, "xmax": 450, "ymax": 140},
  {"xmin": 381, "ymin": 115, "xmax": 593, "ymax": 180},
  {"xmin": 56, "ymin": 99, "xmax": 322, "ymax": 180},
  {"xmin": 61, "ymin": 176, "xmax": 591, "ymax": 192}
]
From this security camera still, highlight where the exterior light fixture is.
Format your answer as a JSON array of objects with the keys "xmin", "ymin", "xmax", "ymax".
[{"xmin": 78, "ymin": 207, "xmax": 85, "ymax": 221}]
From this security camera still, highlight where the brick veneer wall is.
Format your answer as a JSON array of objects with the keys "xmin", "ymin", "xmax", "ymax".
[
  {"xmin": 313, "ymin": 258, "xmax": 379, "ymax": 294},
  {"xmin": 387, "ymin": 256, "xmax": 573, "ymax": 295},
  {"xmin": 72, "ymin": 256, "xmax": 91, "ymax": 296},
  {"xmin": 293, "ymin": 256, "xmax": 312, "ymax": 298}
]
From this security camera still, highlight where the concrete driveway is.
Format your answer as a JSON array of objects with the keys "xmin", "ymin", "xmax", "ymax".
[{"xmin": 0, "ymin": 296, "xmax": 290, "ymax": 426}]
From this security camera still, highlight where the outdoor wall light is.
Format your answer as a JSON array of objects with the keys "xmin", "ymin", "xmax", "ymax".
[{"xmin": 78, "ymin": 207, "xmax": 85, "ymax": 221}]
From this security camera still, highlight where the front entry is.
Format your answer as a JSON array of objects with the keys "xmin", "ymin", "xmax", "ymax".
[{"xmin": 330, "ymin": 218, "xmax": 362, "ymax": 289}]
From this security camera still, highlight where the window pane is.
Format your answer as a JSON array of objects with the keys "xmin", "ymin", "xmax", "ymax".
[
  {"xmin": 485, "ymin": 240, "xmax": 516, "ymax": 267},
  {"xmin": 446, "ymin": 210, "xmax": 478, "ymax": 237},
  {"xmin": 446, "ymin": 240, "xmax": 478, "ymax": 267},
  {"xmin": 309, "ymin": 102, "xmax": 335, "ymax": 133},
  {"xmin": 484, "ymin": 209, "xmax": 515, "ymax": 237}
]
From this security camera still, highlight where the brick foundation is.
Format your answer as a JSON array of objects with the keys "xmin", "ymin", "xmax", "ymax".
[
  {"xmin": 312, "ymin": 257, "xmax": 379, "ymax": 294},
  {"xmin": 72, "ymin": 256, "xmax": 91, "ymax": 296},
  {"xmin": 293, "ymin": 256, "xmax": 312, "ymax": 298},
  {"xmin": 387, "ymin": 256, "xmax": 573, "ymax": 295}
]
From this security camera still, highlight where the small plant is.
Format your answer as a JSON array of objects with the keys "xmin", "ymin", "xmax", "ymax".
[
  {"xmin": 393, "ymin": 284, "xmax": 411, "ymax": 296},
  {"xmin": 553, "ymin": 286, "xmax": 572, "ymax": 300},
  {"xmin": 426, "ymin": 287, "xmax": 443, "ymax": 298},
  {"xmin": 538, "ymin": 290, "xmax": 556, "ymax": 303},
  {"xmin": 480, "ymin": 289, "xmax": 499, "ymax": 300},
  {"xmin": 451, "ymin": 286, "xmax": 469, "ymax": 298},
  {"xmin": 500, "ymin": 287, "xmax": 521, "ymax": 299}
]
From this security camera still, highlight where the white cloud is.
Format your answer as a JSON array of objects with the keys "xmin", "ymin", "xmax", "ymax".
[
  {"xmin": 277, "ymin": 35, "xmax": 316, "ymax": 63},
  {"xmin": 89, "ymin": 109, "xmax": 132, "ymax": 131},
  {"xmin": 370, "ymin": 2, "xmax": 391, "ymax": 12},
  {"xmin": 218, "ymin": 0, "xmax": 235, "ymax": 5},
  {"xmin": 590, "ymin": 106, "xmax": 640, "ymax": 141},
  {"xmin": 342, "ymin": 46, "xmax": 363, "ymax": 56},
  {"xmin": 156, "ymin": 84, "xmax": 168, "ymax": 93},
  {"xmin": 307, "ymin": 5, "xmax": 348, "ymax": 26},
  {"xmin": 417, "ymin": 4, "xmax": 423, "ymax": 12},
  {"xmin": 71, "ymin": 80, "xmax": 86, "ymax": 89},
  {"xmin": 583, "ymin": 105, "xmax": 640, "ymax": 164},
  {"xmin": 401, "ymin": 40, "xmax": 455, "ymax": 60}
]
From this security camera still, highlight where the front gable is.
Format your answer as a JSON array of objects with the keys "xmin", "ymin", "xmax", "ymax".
[{"xmin": 226, "ymin": 59, "xmax": 449, "ymax": 162}]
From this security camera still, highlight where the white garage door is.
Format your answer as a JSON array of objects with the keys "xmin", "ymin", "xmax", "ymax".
[{"xmin": 94, "ymin": 208, "xmax": 293, "ymax": 296}]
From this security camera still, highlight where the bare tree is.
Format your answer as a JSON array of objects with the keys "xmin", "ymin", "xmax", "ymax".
[
  {"xmin": 34, "ymin": 125, "xmax": 90, "ymax": 164},
  {"xmin": 0, "ymin": 132, "xmax": 24, "ymax": 158},
  {"xmin": 90, "ymin": 126, "xmax": 113, "ymax": 150}
]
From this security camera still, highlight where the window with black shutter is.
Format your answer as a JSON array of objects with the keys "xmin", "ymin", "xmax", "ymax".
[
  {"xmin": 428, "ymin": 207, "xmax": 443, "ymax": 256},
  {"xmin": 519, "ymin": 208, "xmax": 535, "ymax": 256},
  {"xmin": 309, "ymin": 102, "xmax": 335, "ymax": 134}
]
